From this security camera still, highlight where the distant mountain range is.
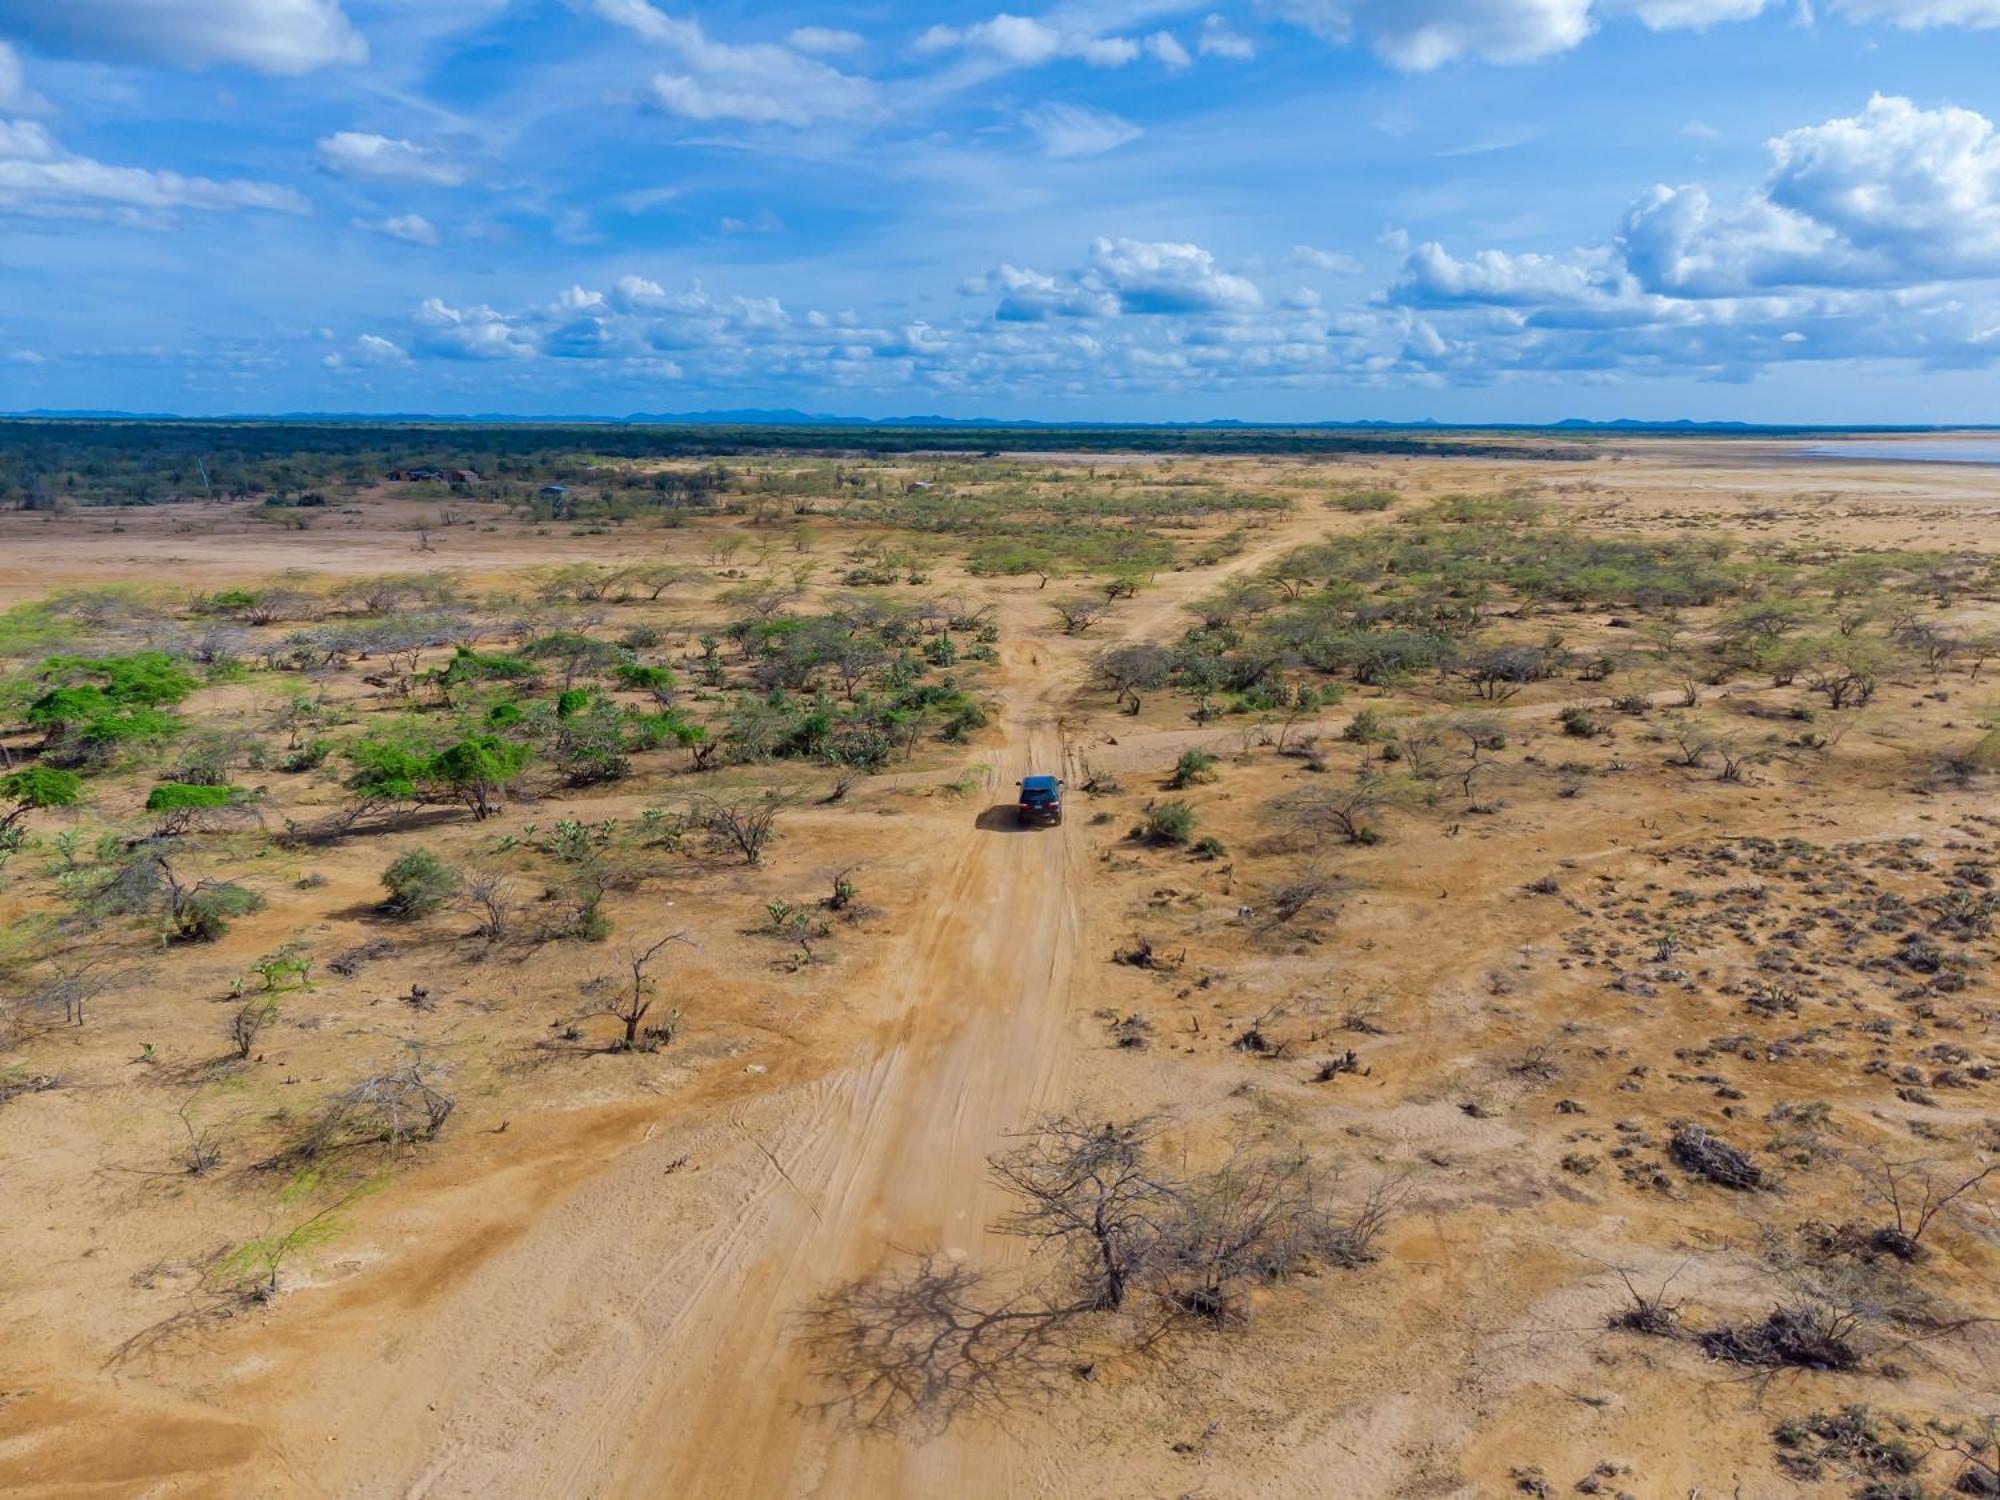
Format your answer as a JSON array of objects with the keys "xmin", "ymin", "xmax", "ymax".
[{"xmin": 2, "ymin": 407, "xmax": 1995, "ymax": 434}]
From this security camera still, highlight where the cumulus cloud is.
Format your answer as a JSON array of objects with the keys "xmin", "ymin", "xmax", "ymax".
[
  {"xmin": 1199, "ymin": 14, "xmax": 1258, "ymax": 57},
  {"xmin": 413, "ymin": 297, "xmax": 538, "ymax": 360},
  {"xmin": 1266, "ymin": 0, "xmax": 1596, "ymax": 68},
  {"xmin": 0, "ymin": 0, "xmax": 366, "ymax": 74},
  {"xmin": 1289, "ymin": 244, "xmax": 1365, "ymax": 273},
  {"xmin": 1377, "ymin": 95, "xmax": 2000, "ymax": 383},
  {"xmin": 0, "ymin": 118, "xmax": 310, "ymax": 221},
  {"xmin": 1622, "ymin": 95, "xmax": 2000, "ymax": 294},
  {"xmin": 357, "ymin": 212, "xmax": 441, "ymax": 246},
  {"xmin": 786, "ymin": 25, "xmax": 864, "ymax": 54},
  {"xmin": 1022, "ymin": 101, "xmax": 1142, "ymax": 158},
  {"xmin": 971, "ymin": 238, "xmax": 1263, "ymax": 320},
  {"xmin": 592, "ymin": 2, "xmax": 876, "ymax": 126},
  {"xmin": 1145, "ymin": 31, "xmax": 1194, "ymax": 67},
  {"xmin": 0, "ymin": 41, "xmax": 47, "ymax": 112},
  {"xmin": 1826, "ymin": 0, "xmax": 2000, "ymax": 23},
  {"xmin": 1261, "ymin": 0, "xmax": 2000, "ymax": 69},
  {"xmin": 1599, "ymin": 0, "xmax": 1769, "ymax": 23},
  {"xmin": 916, "ymin": 12, "xmax": 1144, "ymax": 68},
  {"xmin": 1394, "ymin": 242, "xmax": 1622, "ymax": 305},
  {"xmin": 317, "ymin": 131, "xmax": 464, "ymax": 186}
]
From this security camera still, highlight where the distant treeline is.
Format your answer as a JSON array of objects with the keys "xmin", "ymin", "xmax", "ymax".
[{"xmin": 0, "ymin": 419, "xmax": 1598, "ymax": 508}]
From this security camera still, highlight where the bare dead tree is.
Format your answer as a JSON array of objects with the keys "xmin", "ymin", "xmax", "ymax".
[
  {"xmin": 1853, "ymin": 1151, "xmax": 1998, "ymax": 1261},
  {"xmin": 1268, "ymin": 776, "xmax": 1391, "ymax": 848},
  {"xmin": 25, "ymin": 955, "xmax": 123, "ymax": 1028},
  {"xmin": 229, "ymin": 996, "xmax": 278, "ymax": 1060},
  {"xmin": 989, "ymin": 1115, "xmax": 1179, "ymax": 1312},
  {"xmin": 692, "ymin": 790, "xmax": 792, "ymax": 867},
  {"xmin": 175, "ymin": 1096, "xmax": 226, "ymax": 1176},
  {"xmin": 579, "ymin": 931, "xmax": 691, "ymax": 1051},
  {"xmin": 460, "ymin": 871, "xmax": 522, "ymax": 941},
  {"xmin": 1051, "ymin": 596, "xmax": 1111, "ymax": 636}
]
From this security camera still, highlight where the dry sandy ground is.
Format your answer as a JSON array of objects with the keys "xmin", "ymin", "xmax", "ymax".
[{"xmin": 2, "ymin": 441, "xmax": 1998, "ymax": 1500}]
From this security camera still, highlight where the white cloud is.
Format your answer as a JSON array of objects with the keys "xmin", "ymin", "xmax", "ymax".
[
  {"xmin": 1622, "ymin": 95, "xmax": 2000, "ymax": 294},
  {"xmin": 354, "ymin": 333, "xmax": 409, "ymax": 364},
  {"xmin": 1369, "ymin": 95, "xmax": 2000, "ymax": 385},
  {"xmin": 1262, "ymin": 0, "xmax": 2000, "ymax": 70},
  {"xmin": 1267, "ymin": 0, "xmax": 1596, "ymax": 68},
  {"xmin": 966, "ymin": 238, "xmax": 1265, "ymax": 321},
  {"xmin": 0, "ymin": 0, "xmax": 366, "ymax": 74},
  {"xmin": 915, "ymin": 12, "xmax": 1146, "ymax": 69},
  {"xmin": 0, "ymin": 118, "xmax": 310, "ymax": 220},
  {"xmin": 1100, "ymin": 238, "xmax": 1262, "ymax": 313},
  {"xmin": 1827, "ymin": 0, "xmax": 2000, "ymax": 23},
  {"xmin": 316, "ymin": 131, "xmax": 464, "ymax": 186},
  {"xmin": 1395, "ymin": 241, "xmax": 1618, "ymax": 304},
  {"xmin": 357, "ymin": 212, "xmax": 441, "ymax": 246},
  {"xmin": 1198, "ymin": 15, "xmax": 1258, "ymax": 57},
  {"xmin": 413, "ymin": 297, "xmax": 538, "ymax": 360},
  {"xmin": 1145, "ymin": 30, "xmax": 1193, "ymax": 67},
  {"xmin": 592, "ymin": 3, "xmax": 876, "ymax": 126},
  {"xmin": 786, "ymin": 25, "xmax": 864, "ymax": 54},
  {"xmin": 719, "ymin": 208, "xmax": 783, "ymax": 233},
  {"xmin": 1289, "ymin": 244, "xmax": 1364, "ymax": 273},
  {"xmin": 0, "ymin": 41, "xmax": 46, "ymax": 112},
  {"xmin": 1599, "ymin": 0, "xmax": 1769, "ymax": 23},
  {"xmin": 1022, "ymin": 101, "xmax": 1142, "ymax": 158}
]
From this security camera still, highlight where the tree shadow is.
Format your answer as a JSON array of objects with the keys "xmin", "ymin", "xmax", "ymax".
[{"xmin": 797, "ymin": 1253, "xmax": 1084, "ymax": 1438}]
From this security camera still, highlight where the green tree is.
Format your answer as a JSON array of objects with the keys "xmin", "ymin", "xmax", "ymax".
[
  {"xmin": 380, "ymin": 848, "xmax": 462, "ymax": 918},
  {"xmin": 427, "ymin": 736, "xmax": 531, "ymax": 820},
  {"xmin": 0, "ymin": 767, "xmax": 83, "ymax": 833}
]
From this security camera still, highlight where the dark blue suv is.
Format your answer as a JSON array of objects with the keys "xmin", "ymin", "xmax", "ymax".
[{"xmin": 1017, "ymin": 774, "xmax": 1064, "ymax": 827}]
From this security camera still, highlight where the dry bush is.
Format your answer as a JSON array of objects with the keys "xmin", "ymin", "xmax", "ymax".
[
  {"xmin": 1851, "ymin": 1152, "xmax": 1998, "ymax": 1262},
  {"xmin": 691, "ymin": 790, "xmax": 792, "ymax": 866},
  {"xmin": 1670, "ymin": 1122, "xmax": 1767, "ymax": 1191},
  {"xmin": 804, "ymin": 1116, "xmax": 1398, "ymax": 1434},
  {"xmin": 274, "ymin": 1051, "xmax": 455, "ymax": 1166}
]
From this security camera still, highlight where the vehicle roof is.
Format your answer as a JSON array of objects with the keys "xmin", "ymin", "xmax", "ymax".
[{"xmin": 1021, "ymin": 774, "xmax": 1060, "ymax": 791}]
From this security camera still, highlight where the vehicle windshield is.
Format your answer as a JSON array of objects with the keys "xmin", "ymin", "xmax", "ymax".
[{"xmin": 1021, "ymin": 783, "xmax": 1058, "ymax": 803}]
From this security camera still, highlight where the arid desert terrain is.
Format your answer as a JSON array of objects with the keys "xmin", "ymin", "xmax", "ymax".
[{"xmin": 2, "ymin": 434, "xmax": 1998, "ymax": 1499}]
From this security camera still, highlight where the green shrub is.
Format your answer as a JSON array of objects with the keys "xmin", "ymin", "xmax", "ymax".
[
  {"xmin": 1330, "ymin": 489, "xmax": 1397, "ymax": 513},
  {"xmin": 1138, "ymin": 799, "xmax": 1196, "ymax": 845},
  {"xmin": 1343, "ymin": 708, "xmax": 1389, "ymax": 744},
  {"xmin": 381, "ymin": 848, "xmax": 461, "ymax": 918},
  {"xmin": 145, "ymin": 782, "xmax": 241, "ymax": 812},
  {"xmin": 1559, "ymin": 705, "xmax": 1605, "ymax": 738},
  {"xmin": 1168, "ymin": 750, "xmax": 1218, "ymax": 789},
  {"xmin": 281, "ymin": 739, "xmax": 329, "ymax": 772},
  {"xmin": 146, "ymin": 781, "xmax": 250, "ymax": 832},
  {"xmin": 177, "ymin": 882, "xmax": 263, "ymax": 941}
]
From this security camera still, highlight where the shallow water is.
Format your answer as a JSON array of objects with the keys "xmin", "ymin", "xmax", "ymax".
[{"xmin": 1803, "ymin": 438, "xmax": 2000, "ymax": 466}]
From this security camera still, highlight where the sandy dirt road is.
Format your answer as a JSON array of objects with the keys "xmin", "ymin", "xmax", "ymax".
[
  {"xmin": 240, "ymin": 654, "xmax": 1086, "ymax": 1500},
  {"xmin": 284, "ymin": 525, "xmax": 1323, "ymax": 1500}
]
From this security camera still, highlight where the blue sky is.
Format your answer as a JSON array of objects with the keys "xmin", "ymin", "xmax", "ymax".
[{"xmin": 2, "ymin": 0, "xmax": 2000, "ymax": 421}]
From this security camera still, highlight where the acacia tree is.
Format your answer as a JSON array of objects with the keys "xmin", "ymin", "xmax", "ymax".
[
  {"xmin": 0, "ymin": 767, "xmax": 82, "ymax": 834},
  {"xmin": 1091, "ymin": 644, "xmax": 1171, "ymax": 714},
  {"xmin": 1051, "ymin": 596, "xmax": 1111, "ymax": 636},
  {"xmin": 428, "ymin": 736, "xmax": 531, "ymax": 820},
  {"xmin": 1270, "ymin": 776, "xmax": 1392, "ymax": 847}
]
